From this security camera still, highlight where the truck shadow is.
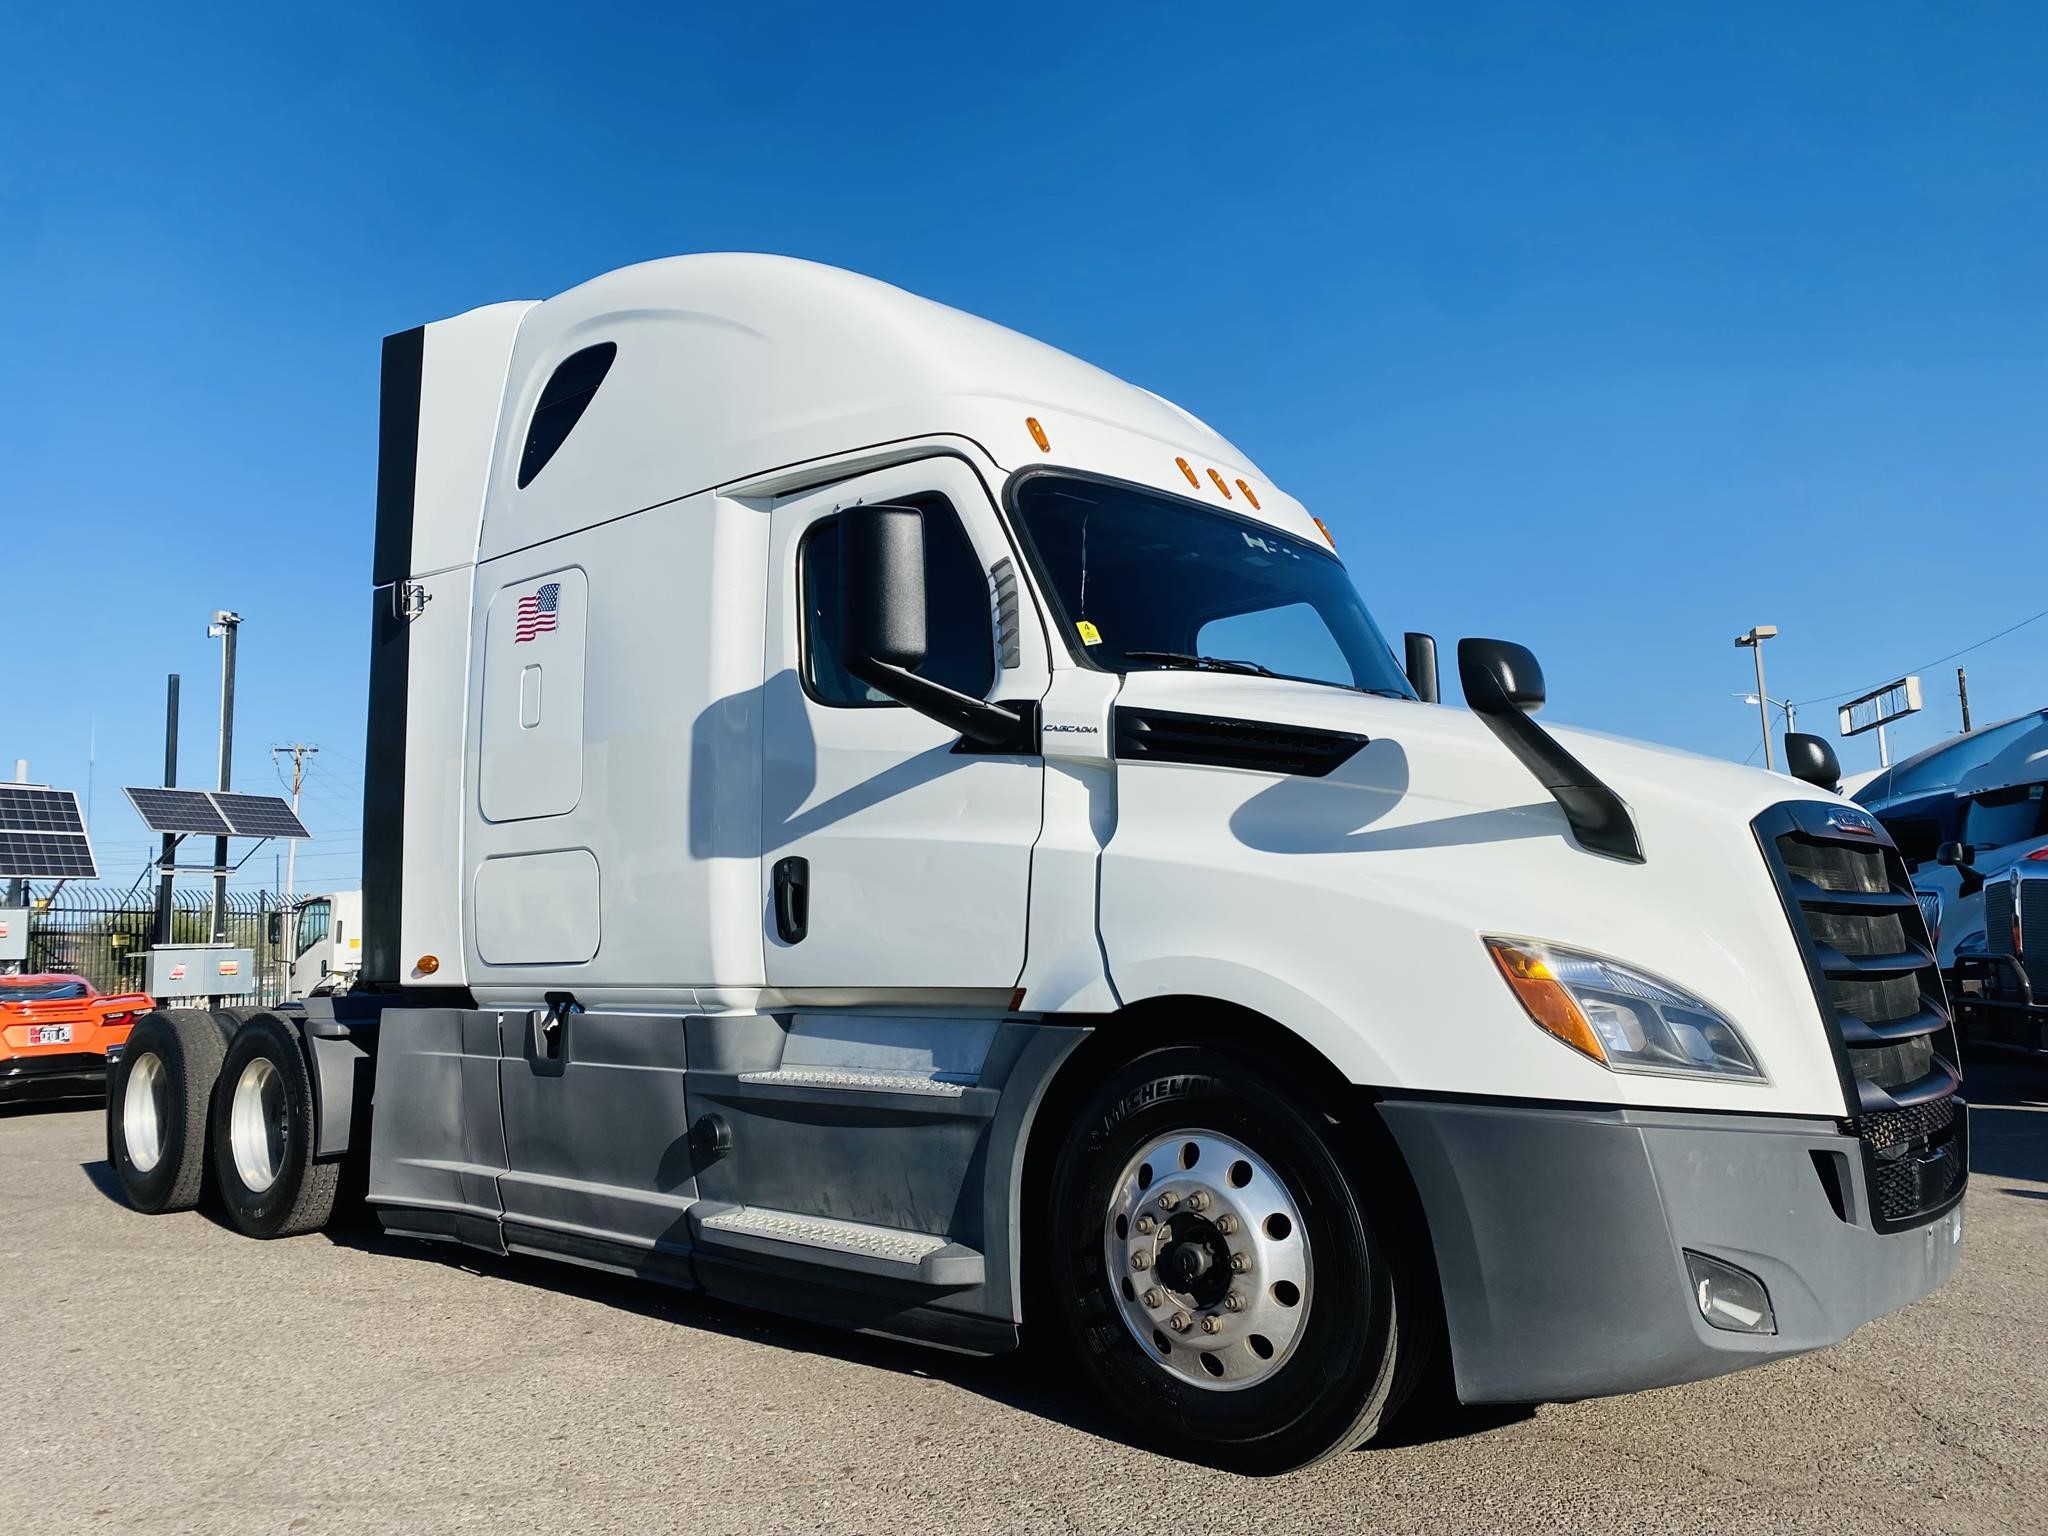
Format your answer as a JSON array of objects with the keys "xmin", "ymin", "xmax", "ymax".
[
  {"xmin": 314, "ymin": 1209, "xmax": 1531, "ymax": 1460},
  {"xmin": 1962, "ymin": 1057, "xmax": 2048, "ymax": 1187}
]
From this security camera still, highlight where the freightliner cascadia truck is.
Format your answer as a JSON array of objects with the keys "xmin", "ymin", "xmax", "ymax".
[{"xmin": 105, "ymin": 255, "xmax": 1966, "ymax": 1473}]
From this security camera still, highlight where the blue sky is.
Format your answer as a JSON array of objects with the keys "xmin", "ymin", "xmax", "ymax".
[{"xmin": 3, "ymin": 3, "xmax": 2044, "ymax": 892}]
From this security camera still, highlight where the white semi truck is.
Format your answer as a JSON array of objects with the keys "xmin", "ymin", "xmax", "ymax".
[{"xmin": 106, "ymin": 256, "xmax": 1965, "ymax": 1473}]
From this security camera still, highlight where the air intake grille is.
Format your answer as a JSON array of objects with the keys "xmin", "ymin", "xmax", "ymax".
[
  {"xmin": 1986, "ymin": 872, "xmax": 2048, "ymax": 994},
  {"xmin": 1112, "ymin": 708, "xmax": 1368, "ymax": 778},
  {"xmin": 1754, "ymin": 801, "xmax": 1965, "ymax": 1234}
]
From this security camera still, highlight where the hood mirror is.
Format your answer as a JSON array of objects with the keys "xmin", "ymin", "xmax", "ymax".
[
  {"xmin": 1457, "ymin": 638, "xmax": 1641, "ymax": 862},
  {"xmin": 1402, "ymin": 632, "xmax": 1440, "ymax": 704},
  {"xmin": 1782, "ymin": 732, "xmax": 1840, "ymax": 791}
]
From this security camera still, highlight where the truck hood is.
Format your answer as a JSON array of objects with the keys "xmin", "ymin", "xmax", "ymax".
[{"xmin": 1100, "ymin": 671, "xmax": 1855, "ymax": 1115}]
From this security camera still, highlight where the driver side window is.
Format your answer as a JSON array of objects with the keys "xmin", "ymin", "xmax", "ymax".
[
  {"xmin": 296, "ymin": 900, "xmax": 331, "ymax": 957},
  {"xmin": 800, "ymin": 493, "xmax": 995, "ymax": 707}
]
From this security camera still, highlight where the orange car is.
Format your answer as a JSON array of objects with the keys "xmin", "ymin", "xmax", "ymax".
[{"xmin": 0, "ymin": 975, "xmax": 151, "ymax": 1105}]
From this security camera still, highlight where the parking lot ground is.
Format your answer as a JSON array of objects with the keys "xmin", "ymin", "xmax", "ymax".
[{"xmin": 3, "ymin": 1061, "xmax": 2045, "ymax": 1536}]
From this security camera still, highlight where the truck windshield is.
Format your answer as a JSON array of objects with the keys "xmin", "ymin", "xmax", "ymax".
[{"xmin": 1010, "ymin": 474, "xmax": 1414, "ymax": 696}]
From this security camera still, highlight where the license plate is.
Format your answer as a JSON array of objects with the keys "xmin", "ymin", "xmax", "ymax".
[{"xmin": 28, "ymin": 1024, "xmax": 73, "ymax": 1046}]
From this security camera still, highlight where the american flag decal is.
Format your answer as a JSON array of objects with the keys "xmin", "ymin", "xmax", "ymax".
[{"xmin": 515, "ymin": 582, "xmax": 561, "ymax": 643}]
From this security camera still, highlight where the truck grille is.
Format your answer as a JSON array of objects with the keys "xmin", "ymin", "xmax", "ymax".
[
  {"xmin": 1754, "ymin": 801, "xmax": 1966, "ymax": 1233},
  {"xmin": 1985, "ymin": 870, "xmax": 2048, "ymax": 993}
]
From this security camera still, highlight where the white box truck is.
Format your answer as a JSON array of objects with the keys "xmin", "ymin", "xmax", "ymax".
[{"xmin": 105, "ymin": 256, "xmax": 1965, "ymax": 1472}]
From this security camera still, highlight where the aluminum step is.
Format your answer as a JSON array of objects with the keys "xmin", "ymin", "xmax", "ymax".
[
  {"xmin": 691, "ymin": 1204, "xmax": 984, "ymax": 1287},
  {"xmin": 736, "ymin": 1067, "xmax": 969, "ymax": 1097}
]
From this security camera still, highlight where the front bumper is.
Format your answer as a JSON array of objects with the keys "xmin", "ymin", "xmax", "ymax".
[
  {"xmin": 0, "ymin": 1051, "xmax": 110, "ymax": 1104},
  {"xmin": 1380, "ymin": 1097, "xmax": 1966, "ymax": 1405}
]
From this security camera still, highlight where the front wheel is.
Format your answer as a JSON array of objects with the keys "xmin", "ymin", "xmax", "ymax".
[{"xmin": 1045, "ymin": 1044, "xmax": 1416, "ymax": 1474}]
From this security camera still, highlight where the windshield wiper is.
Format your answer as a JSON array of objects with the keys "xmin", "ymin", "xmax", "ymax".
[{"xmin": 1123, "ymin": 650, "xmax": 1277, "ymax": 677}]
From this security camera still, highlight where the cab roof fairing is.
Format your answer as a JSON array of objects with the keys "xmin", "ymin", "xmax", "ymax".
[{"xmin": 418, "ymin": 253, "xmax": 1325, "ymax": 565}]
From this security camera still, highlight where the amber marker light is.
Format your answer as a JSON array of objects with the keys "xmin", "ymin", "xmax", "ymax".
[
  {"xmin": 1175, "ymin": 456, "xmax": 1201, "ymax": 488},
  {"xmin": 1484, "ymin": 938, "xmax": 1607, "ymax": 1064},
  {"xmin": 1312, "ymin": 517, "xmax": 1337, "ymax": 549},
  {"xmin": 415, "ymin": 954, "xmax": 441, "ymax": 976},
  {"xmin": 1025, "ymin": 416, "xmax": 1050, "ymax": 452},
  {"xmin": 1235, "ymin": 479, "xmax": 1261, "ymax": 510},
  {"xmin": 1206, "ymin": 467, "xmax": 1233, "ymax": 499}
]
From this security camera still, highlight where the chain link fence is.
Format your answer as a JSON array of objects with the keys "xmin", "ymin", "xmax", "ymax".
[{"xmin": 19, "ymin": 886, "xmax": 287, "ymax": 1006}]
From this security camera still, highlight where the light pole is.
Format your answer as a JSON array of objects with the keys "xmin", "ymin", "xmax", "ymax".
[
  {"xmin": 1734, "ymin": 625, "xmax": 1779, "ymax": 771},
  {"xmin": 1742, "ymin": 692, "xmax": 1797, "ymax": 737},
  {"xmin": 207, "ymin": 611, "xmax": 241, "ymax": 949}
]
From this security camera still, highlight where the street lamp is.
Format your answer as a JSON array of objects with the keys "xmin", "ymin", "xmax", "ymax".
[
  {"xmin": 1734, "ymin": 625, "xmax": 1779, "ymax": 771},
  {"xmin": 1741, "ymin": 692, "xmax": 1797, "ymax": 736}
]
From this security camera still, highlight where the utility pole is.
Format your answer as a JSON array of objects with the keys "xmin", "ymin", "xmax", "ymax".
[
  {"xmin": 272, "ymin": 742, "xmax": 317, "ymax": 909},
  {"xmin": 5, "ymin": 760, "xmax": 26, "ymax": 910},
  {"xmin": 155, "ymin": 676, "xmax": 180, "ymax": 946},
  {"xmin": 1734, "ymin": 625, "xmax": 1780, "ymax": 771},
  {"xmin": 207, "ymin": 611, "xmax": 241, "ymax": 957},
  {"xmin": 1957, "ymin": 667, "xmax": 1973, "ymax": 734}
]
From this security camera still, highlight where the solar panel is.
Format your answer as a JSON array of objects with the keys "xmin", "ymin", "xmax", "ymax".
[
  {"xmin": 0, "ymin": 831, "xmax": 98, "ymax": 879},
  {"xmin": 0, "ymin": 785, "xmax": 87, "ymax": 836},
  {"xmin": 210, "ymin": 792, "xmax": 311, "ymax": 840},
  {"xmin": 125, "ymin": 786, "xmax": 233, "ymax": 836}
]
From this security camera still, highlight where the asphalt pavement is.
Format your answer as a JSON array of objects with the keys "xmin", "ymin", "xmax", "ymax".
[{"xmin": 3, "ymin": 1060, "xmax": 2044, "ymax": 1535}]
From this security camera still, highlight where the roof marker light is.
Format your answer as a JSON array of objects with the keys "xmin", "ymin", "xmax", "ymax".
[
  {"xmin": 1206, "ymin": 468, "xmax": 1233, "ymax": 499},
  {"xmin": 1175, "ymin": 457, "xmax": 1201, "ymax": 488},
  {"xmin": 1312, "ymin": 517, "xmax": 1336, "ymax": 549},
  {"xmin": 1235, "ymin": 479, "xmax": 1261, "ymax": 510},
  {"xmin": 1025, "ymin": 416, "xmax": 1050, "ymax": 453}
]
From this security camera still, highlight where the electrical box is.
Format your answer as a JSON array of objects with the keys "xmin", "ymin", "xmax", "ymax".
[
  {"xmin": 146, "ymin": 945, "xmax": 257, "ymax": 997},
  {"xmin": 0, "ymin": 907, "xmax": 27, "ymax": 964}
]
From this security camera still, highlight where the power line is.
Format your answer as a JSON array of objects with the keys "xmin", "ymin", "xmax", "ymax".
[{"xmin": 1791, "ymin": 603, "xmax": 2048, "ymax": 707}]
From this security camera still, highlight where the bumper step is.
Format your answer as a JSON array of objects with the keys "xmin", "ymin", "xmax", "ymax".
[{"xmin": 691, "ymin": 1204, "xmax": 984, "ymax": 1288}]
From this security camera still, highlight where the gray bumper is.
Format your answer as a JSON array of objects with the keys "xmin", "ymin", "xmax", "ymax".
[{"xmin": 1379, "ymin": 1098, "xmax": 1966, "ymax": 1405}]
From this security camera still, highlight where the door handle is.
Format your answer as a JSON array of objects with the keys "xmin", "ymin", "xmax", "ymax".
[
  {"xmin": 536, "ymin": 991, "xmax": 581, "ymax": 1061},
  {"xmin": 772, "ymin": 857, "xmax": 809, "ymax": 944}
]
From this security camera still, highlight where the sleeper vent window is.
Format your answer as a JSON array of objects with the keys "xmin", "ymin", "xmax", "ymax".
[{"xmin": 517, "ymin": 342, "xmax": 618, "ymax": 488}]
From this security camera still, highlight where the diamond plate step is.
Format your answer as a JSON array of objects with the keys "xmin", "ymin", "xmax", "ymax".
[
  {"xmin": 691, "ymin": 1204, "xmax": 985, "ymax": 1287},
  {"xmin": 737, "ymin": 1068, "xmax": 969, "ymax": 1097}
]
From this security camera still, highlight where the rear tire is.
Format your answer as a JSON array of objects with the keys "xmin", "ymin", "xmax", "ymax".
[
  {"xmin": 210, "ymin": 1014, "xmax": 338, "ymax": 1239},
  {"xmin": 106, "ymin": 1010, "xmax": 226, "ymax": 1214},
  {"xmin": 1045, "ymin": 1043, "xmax": 1414, "ymax": 1475}
]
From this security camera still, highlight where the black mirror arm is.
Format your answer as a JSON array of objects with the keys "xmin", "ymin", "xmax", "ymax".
[
  {"xmin": 849, "ymin": 658, "xmax": 1032, "ymax": 748},
  {"xmin": 1464, "ymin": 665, "xmax": 1645, "ymax": 864}
]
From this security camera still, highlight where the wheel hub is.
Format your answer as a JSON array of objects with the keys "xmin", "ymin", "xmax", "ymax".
[{"xmin": 1102, "ymin": 1130, "xmax": 1313, "ymax": 1391}]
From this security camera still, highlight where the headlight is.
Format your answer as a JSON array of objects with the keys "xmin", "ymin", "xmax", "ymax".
[{"xmin": 1484, "ymin": 937, "xmax": 1765, "ymax": 1081}]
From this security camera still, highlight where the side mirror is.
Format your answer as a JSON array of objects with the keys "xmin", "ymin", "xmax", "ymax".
[
  {"xmin": 1782, "ymin": 732, "xmax": 1840, "ymax": 791},
  {"xmin": 840, "ymin": 504, "xmax": 928, "ymax": 673},
  {"xmin": 838, "ymin": 504, "xmax": 1028, "ymax": 749},
  {"xmin": 1458, "ymin": 638, "xmax": 1545, "ymax": 715},
  {"xmin": 265, "ymin": 913, "xmax": 283, "ymax": 946},
  {"xmin": 1403, "ymin": 632, "xmax": 1440, "ymax": 704},
  {"xmin": 1936, "ymin": 842, "xmax": 1975, "ymax": 868}
]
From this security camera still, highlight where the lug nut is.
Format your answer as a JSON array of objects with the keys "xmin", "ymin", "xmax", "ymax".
[
  {"xmin": 1157, "ymin": 1191, "xmax": 1180, "ymax": 1211},
  {"xmin": 1200, "ymin": 1315, "xmax": 1222, "ymax": 1335},
  {"xmin": 1134, "ymin": 1214, "xmax": 1156, "ymax": 1235},
  {"xmin": 1186, "ymin": 1190, "xmax": 1210, "ymax": 1213},
  {"xmin": 1214, "ymin": 1215, "xmax": 1239, "ymax": 1235},
  {"xmin": 1224, "ymin": 1291, "xmax": 1247, "ymax": 1312},
  {"xmin": 1131, "ymin": 1251, "xmax": 1151, "ymax": 1271},
  {"xmin": 1142, "ymin": 1287, "xmax": 1164, "ymax": 1309},
  {"xmin": 1168, "ymin": 1311, "xmax": 1193, "ymax": 1333},
  {"xmin": 1229, "ymin": 1252, "xmax": 1253, "ymax": 1274}
]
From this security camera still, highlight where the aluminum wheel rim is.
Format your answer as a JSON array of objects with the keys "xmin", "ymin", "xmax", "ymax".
[
  {"xmin": 229, "ymin": 1056, "xmax": 287, "ymax": 1194},
  {"xmin": 1103, "ymin": 1129, "xmax": 1313, "ymax": 1391},
  {"xmin": 122, "ymin": 1051, "xmax": 167, "ymax": 1173}
]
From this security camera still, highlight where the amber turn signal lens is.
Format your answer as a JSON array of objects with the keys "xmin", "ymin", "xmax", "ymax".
[
  {"xmin": 1025, "ymin": 416, "xmax": 1050, "ymax": 452},
  {"xmin": 415, "ymin": 954, "xmax": 441, "ymax": 976},
  {"xmin": 1485, "ymin": 939, "xmax": 1606, "ymax": 1063}
]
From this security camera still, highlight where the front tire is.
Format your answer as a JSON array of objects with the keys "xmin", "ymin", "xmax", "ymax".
[
  {"xmin": 1045, "ymin": 1044, "xmax": 1412, "ymax": 1474},
  {"xmin": 106, "ymin": 1010, "xmax": 226, "ymax": 1214},
  {"xmin": 210, "ymin": 1014, "xmax": 338, "ymax": 1239}
]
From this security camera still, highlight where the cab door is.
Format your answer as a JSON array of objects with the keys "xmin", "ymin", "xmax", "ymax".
[{"xmin": 761, "ymin": 459, "xmax": 1044, "ymax": 991}]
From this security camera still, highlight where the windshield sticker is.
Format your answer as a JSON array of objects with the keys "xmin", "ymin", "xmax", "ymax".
[{"xmin": 1076, "ymin": 621, "xmax": 1103, "ymax": 646}]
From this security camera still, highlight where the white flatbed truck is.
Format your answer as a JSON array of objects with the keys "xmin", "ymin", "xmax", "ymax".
[{"xmin": 107, "ymin": 256, "xmax": 1965, "ymax": 1472}]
